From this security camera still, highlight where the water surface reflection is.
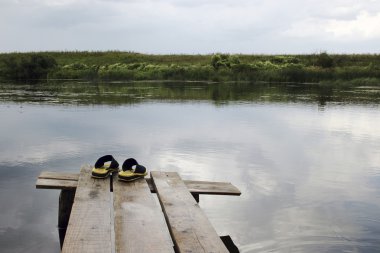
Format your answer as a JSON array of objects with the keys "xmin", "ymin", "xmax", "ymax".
[{"xmin": 0, "ymin": 82, "xmax": 379, "ymax": 252}]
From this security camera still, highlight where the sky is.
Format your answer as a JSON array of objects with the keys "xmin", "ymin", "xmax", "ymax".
[{"xmin": 0, "ymin": 0, "xmax": 380, "ymax": 54}]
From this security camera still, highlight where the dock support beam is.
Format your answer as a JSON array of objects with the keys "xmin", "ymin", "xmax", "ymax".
[
  {"xmin": 58, "ymin": 189, "xmax": 75, "ymax": 249},
  {"xmin": 191, "ymin": 193, "xmax": 200, "ymax": 203}
]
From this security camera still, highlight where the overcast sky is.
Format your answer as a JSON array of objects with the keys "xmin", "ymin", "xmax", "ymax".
[{"xmin": 1, "ymin": 0, "xmax": 379, "ymax": 54}]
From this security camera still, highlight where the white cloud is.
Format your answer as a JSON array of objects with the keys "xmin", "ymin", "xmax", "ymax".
[
  {"xmin": 283, "ymin": 10, "xmax": 380, "ymax": 41},
  {"xmin": 326, "ymin": 11, "xmax": 380, "ymax": 39},
  {"xmin": 282, "ymin": 18, "xmax": 330, "ymax": 39},
  {"xmin": 0, "ymin": 0, "xmax": 380, "ymax": 53}
]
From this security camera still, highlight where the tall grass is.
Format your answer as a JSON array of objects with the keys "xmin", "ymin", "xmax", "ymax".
[{"xmin": 0, "ymin": 52, "xmax": 379, "ymax": 84}]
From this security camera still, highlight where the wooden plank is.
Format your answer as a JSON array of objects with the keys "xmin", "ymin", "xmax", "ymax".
[
  {"xmin": 61, "ymin": 165, "xmax": 112, "ymax": 253},
  {"xmin": 151, "ymin": 171, "xmax": 229, "ymax": 253},
  {"xmin": 183, "ymin": 180, "xmax": 241, "ymax": 196},
  {"xmin": 39, "ymin": 171, "xmax": 79, "ymax": 181},
  {"xmin": 36, "ymin": 171, "xmax": 79, "ymax": 190},
  {"xmin": 37, "ymin": 172, "xmax": 241, "ymax": 196},
  {"xmin": 36, "ymin": 178, "xmax": 77, "ymax": 190},
  {"xmin": 113, "ymin": 178, "xmax": 174, "ymax": 253}
]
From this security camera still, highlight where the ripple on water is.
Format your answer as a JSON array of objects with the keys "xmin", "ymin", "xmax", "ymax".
[{"xmin": 239, "ymin": 236, "xmax": 380, "ymax": 253}]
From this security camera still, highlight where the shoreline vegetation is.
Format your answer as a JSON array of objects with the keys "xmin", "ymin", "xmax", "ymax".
[{"xmin": 0, "ymin": 51, "xmax": 379, "ymax": 85}]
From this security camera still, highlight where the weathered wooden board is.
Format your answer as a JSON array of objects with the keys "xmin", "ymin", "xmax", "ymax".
[
  {"xmin": 182, "ymin": 180, "xmax": 241, "ymax": 196},
  {"xmin": 37, "ymin": 171, "xmax": 241, "ymax": 196},
  {"xmin": 113, "ymin": 178, "xmax": 174, "ymax": 253},
  {"xmin": 36, "ymin": 178, "xmax": 77, "ymax": 190},
  {"xmin": 36, "ymin": 171, "xmax": 79, "ymax": 190},
  {"xmin": 39, "ymin": 171, "xmax": 79, "ymax": 181},
  {"xmin": 61, "ymin": 165, "xmax": 112, "ymax": 253},
  {"xmin": 146, "ymin": 178, "xmax": 240, "ymax": 196},
  {"xmin": 151, "ymin": 171, "xmax": 229, "ymax": 253}
]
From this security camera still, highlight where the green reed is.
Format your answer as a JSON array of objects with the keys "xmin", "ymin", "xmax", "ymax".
[{"xmin": 0, "ymin": 52, "xmax": 379, "ymax": 84}]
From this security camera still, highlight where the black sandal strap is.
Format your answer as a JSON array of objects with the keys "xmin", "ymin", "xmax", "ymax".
[
  {"xmin": 134, "ymin": 164, "xmax": 146, "ymax": 174},
  {"xmin": 122, "ymin": 158, "xmax": 139, "ymax": 171},
  {"xmin": 94, "ymin": 155, "xmax": 119, "ymax": 169}
]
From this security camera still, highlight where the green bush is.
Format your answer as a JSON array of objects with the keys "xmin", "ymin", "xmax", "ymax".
[
  {"xmin": 315, "ymin": 52, "xmax": 334, "ymax": 68},
  {"xmin": 1, "ymin": 54, "xmax": 57, "ymax": 81},
  {"xmin": 211, "ymin": 54, "xmax": 238, "ymax": 70}
]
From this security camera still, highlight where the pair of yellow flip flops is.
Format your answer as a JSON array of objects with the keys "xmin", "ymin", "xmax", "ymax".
[{"xmin": 91, "ymin": 155, "xmax": 147, "ymax": 182}]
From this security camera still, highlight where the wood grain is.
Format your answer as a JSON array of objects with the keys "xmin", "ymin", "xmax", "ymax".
[
  {"xmin": 36, "ymin": 178, "xmax": 77, "ymax": 190},
  {"xmin": 151, "ymin": 171, "xmax": 229, "ymax": 253},
  {"xmin": 61, "ymin": 165, "xmax": 112, "ymax": 253},
  {"xmin": 183, "ymin": 180, "xmax": 241, "ymax": 196},
  {"xmin": 113, "ymin": 178, "xmax": 174, "ymax": 253},
  {"xmin": 36, "ymin": 171, "xmax": 79, "ymax": 190},
  {"xmin": 39, "ymin": 171, "xmax": 79, "ymax": 181}
]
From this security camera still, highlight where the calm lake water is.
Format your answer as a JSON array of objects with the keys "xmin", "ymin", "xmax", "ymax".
[{"xmin": 0, "ymin": 82, "xmax": 380, "ymax": 252}]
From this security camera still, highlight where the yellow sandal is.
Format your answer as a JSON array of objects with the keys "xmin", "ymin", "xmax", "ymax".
[
  {"xmin": 118, "ymin": 158, "xmax": 147, "ymax": 182},
  {"xmin": 91, "ymin": 155, "xmax": 119, "ymax": 179}
]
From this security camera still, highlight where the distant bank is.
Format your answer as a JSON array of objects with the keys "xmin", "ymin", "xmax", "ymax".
[{"xmin": 0, "ymin": 51, "xmax": 379, "ymax": 85}]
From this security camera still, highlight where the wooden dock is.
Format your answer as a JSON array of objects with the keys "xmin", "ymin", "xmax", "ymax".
[{"xmin": 36, "ymin": 165, "xmax": 241, "ymax": 252}]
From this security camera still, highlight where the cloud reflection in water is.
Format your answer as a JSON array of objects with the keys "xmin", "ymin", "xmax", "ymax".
[{"xmin": 0, "ymin": 87, "xmax": 379, "ymax": 252}]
